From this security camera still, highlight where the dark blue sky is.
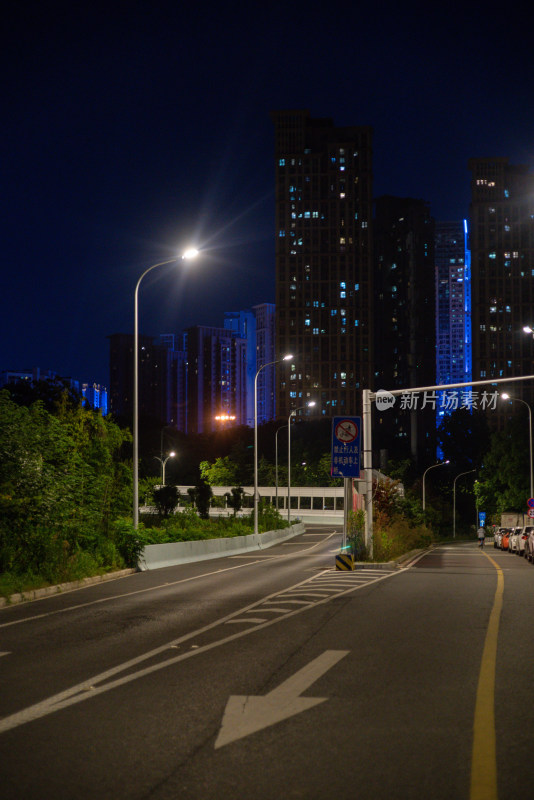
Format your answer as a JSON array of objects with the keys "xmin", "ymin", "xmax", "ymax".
[{"xmin": 2, "ymin": 1, "xmax": 533, "ymax": 387}]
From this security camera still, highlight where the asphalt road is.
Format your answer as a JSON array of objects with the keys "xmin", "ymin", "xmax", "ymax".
[{"xmin": 1, "ymin": 529, "xmax": 533, "ymax": 800}]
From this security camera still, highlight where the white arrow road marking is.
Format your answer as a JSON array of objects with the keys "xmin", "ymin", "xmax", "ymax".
[{"xmin": 215, "ymin": 649, "xmax": 349, "ymax": 749}]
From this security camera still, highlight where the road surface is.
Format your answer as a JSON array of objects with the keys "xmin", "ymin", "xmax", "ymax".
[{"xmin": 0, "ymin": 529, "xmax": 532, "ymax": 799}]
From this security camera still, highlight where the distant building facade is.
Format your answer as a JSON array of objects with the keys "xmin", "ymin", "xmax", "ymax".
[
  {"xmin": 82, "ymin": 383, "xmax": 108, "ymax": 416},
  {"xmin": 373, "ymin": 196, "xmax": 436, "ymax": 464},
  {"xmin": 183, "ymin": 325, "xmax": 247, "ymax": 434},
  {"xmin": 271, "ymin": 109, "xmax": 374, "ymax": 420},
  {"xmin": 108, "ymin": 333, "xmax": 177, "ymax": 425},
  {"xmin": 468, "ymin": 157, "xmax": 534, "ymax": 426},
  {"xmin": 252, "ymin": 303, "xmax": 276, "ymax": 425},
  {"xmin": 435, "ymin": 220, "xmax": 471, "ymax": 436}
]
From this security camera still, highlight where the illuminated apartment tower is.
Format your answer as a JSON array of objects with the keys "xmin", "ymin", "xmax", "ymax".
[
  {"xmin": 435, "ymin": 220, "xmax": 471, "ymax": 435},
  {"xmin": 468, "ymin": 158, "xmax": 534, "ymax": 426},
  {"xmin": 271, "ymin": 110, "xmax": 373, "ymax": 419},
  {"xmin": 373, "ymin": 196, "xmax": 436, "ymax": 464}
]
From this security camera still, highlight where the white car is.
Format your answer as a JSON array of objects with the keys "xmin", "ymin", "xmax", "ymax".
[
  {"xmin": 524, "ymin": 527, "xmax": 534, "ymax": 562},
  {"xmin": 494, "ymin": 528, "xmax": 506, "ymax": 549},
  {"xmin": 517, "ymin": 527, "xmax": 531, "ymax": 556},
  {"xmin": 508, "ymin": 528, "xmax": 523, "ymax": 553}
]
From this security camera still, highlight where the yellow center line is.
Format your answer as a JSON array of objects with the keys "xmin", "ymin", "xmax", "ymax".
[{"xmin": 470, "ymin": 551, "xmax": 504, "ymax": 800}]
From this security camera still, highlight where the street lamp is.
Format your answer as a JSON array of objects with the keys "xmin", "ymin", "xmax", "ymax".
[
  {"xmin": 501, "ymin": 392, "xmax": 534, "ymax": 499},
  {"xmin": 154, "ymin": 451, "xmax": 176, "ymax": 485},
  {"xmin": 422, "ymin": 460, "xmax": 450, "ymax": 511},
  {"xmin": 287, "ymin": 401, "xmax": 316, "ymax": 524},
  {"xmin": 275, "ymin": 424, "xmax": 288, "ymax": 511},
  {"xmin": 453, "ymin": 469, "xmax": 476, "ymax": 538},
  {"xmin": 254, "ymin": 354, "xmax": 293, "ymax": 537},
  {"xmin": 133, "ymin": 249, "xmax": 198, "ymax": 528}
]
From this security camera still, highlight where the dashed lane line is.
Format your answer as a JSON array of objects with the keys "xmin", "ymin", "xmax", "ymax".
[{"xmin": 0, "ymin": 564, "xmax": 401, "ymax": 734}]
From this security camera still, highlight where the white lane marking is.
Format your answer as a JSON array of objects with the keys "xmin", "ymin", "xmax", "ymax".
[
  {"xmin": 0, "ymin": 533, "xmax": 340, "ymax": 629},
  {"xmin": 0, "ymin": 565, "xmax": 401, "ymax": 735},
  {"xmin": 215, "ymin": 650, "xmax": 349, "ymax": 748},
  {"xmin": 0, "ymin": 652, "xmax": 11, "ymax": 658},
  {"xmin": 225, "ymin": 618, "xmax": 267, "ymax": 624}
]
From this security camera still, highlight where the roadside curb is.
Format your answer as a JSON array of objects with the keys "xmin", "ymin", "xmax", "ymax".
[{"xmin": 0, "ymin": 568, "xmax": 136, "ymax": 608}]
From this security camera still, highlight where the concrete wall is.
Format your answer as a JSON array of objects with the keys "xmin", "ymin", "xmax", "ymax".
[{"xmin": 139, "ymin": 522, "xmax": 306, "ymax": 570}]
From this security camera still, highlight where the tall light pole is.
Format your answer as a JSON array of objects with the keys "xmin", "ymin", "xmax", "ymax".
[
  {"xmin": 275, "ymin": 424, "xmax": 288, "ymax": 511},
  {"xmin": 154, "ymin": 451, "xmax": 176, "ymax": 485},
  {"xmin": 453, "ymin": 469, "xmax": 476, "ymax": 538},
  {"xmin": 501, "ymin": 392, "xmax": 534, "ymax": 499},
  {"xmin": 254, "ymin": 354, "xmax": 293, "ymax": 537},
  {"xmin": 287, "ymin": 401, "xmax": 316, "ymax": 524},
  {"xmin": 422, "ymin": 460, "xmax": 450, "ymax": 511},
  {"xmin": 133, "ymin": 249, "xmax": 198, "ymax": 528}
]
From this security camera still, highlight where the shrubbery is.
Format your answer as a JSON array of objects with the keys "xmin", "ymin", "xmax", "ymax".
[{"xmin": 0, "ymin": 390, "xmax": 136, "ymax": 595}]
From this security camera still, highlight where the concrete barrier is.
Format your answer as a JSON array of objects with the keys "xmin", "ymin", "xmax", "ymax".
[{"xmin": 138, "ymin": 522, "xmax": 306, "ymax": 570}]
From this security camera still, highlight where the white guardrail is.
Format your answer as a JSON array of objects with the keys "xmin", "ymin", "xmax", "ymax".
[{"xmin": 139, "ymin": 522, "xmax": 306, "ymax": 570}]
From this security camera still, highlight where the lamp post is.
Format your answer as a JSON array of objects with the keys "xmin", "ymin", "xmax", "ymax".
[
  {"xmin": 453, "ymin": 469, "xmax": 476, "ymax": 538},
  {"xmin": 154, "ymin": 451, "xmax": 176, "ymax": 485},
  {"xmin": 254, "ymin": 354, "xmax": 293, "ymax": 537},
  {"xmin": 287, "ymin": 401, "xmax": 316, "ymax": 524},
  {"xmin": 422, "ymin": 460, "xmax": 450, "ymax": 511},
  {"xmin": 133, "ymin": 249, "xmax": 198, "ymax": 528},
  {"xmin": 501, "ymin": 393, "xmax": 534, "ymax": 499},
  {"xmin": 275, "ymin": 424, "xmax": 288, "ymax": 511}
]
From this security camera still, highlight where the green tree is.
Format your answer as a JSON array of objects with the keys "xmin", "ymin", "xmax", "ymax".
[
  {"xmin": 188, "ymin": 480, "xmax": 213, "ymax": 519},
  {"xmin": 225, "ymin": 487, "xmax": 244, "ymax": 515},
  {"xmin": 199, "ymin": 456, "xmax": 240, "ymax": 486},
  {"xmin": 153, "ymin": 485, "xmax": 180, "ymax": 517},
  {"xmin": 0, "ymin": 389, "xmax": 132, "ymax": 578},
  {"xmin": 475, "ymin": 416, "xmax": 530, "ymax": 515}
]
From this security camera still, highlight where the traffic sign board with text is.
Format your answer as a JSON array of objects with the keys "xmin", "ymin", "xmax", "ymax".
[{"xmin": 331, "ymin": 416, "xmax": 361, "ymax": 478}]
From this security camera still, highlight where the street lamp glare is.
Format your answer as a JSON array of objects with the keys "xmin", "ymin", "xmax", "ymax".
[
  {"xmin": 182, "ymin": 248, "xmax": 199, "ymax": 260},
  {"xmin": 501, "ymin": 393, "xmax": 510, "ymax": 400},
  {"xmin": 283, "ymin": 353, "xmax": 293, "ymax": 361},
  {"xmin": 308, "ymin": 401, "xmax": 316, "ymax": 408},
  {"xmin": 169, "ymin": 451, "xmax": 176, "ymax": 458},
  {"xmin": 523, "ymin": 326, "xmax": 533, "ymax": 334}
]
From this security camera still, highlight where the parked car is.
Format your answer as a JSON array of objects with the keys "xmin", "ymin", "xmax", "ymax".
[
  {"xmin": 494, "ymin": 528, "xmax": 506, "ymax": 549},
  {"xmin": 517, "ymin": 527, "xmax": 531, "ymax": 556},
  {"xmin": 509, "ymin": 527, "xmax": 523, "ymax": 553},
  {"xmin": 525, "ymin": 528, "xmax": 534, "ymax": 562},
  {"xmin": 501, "ymin": 529, "xmax": 512, "ymax": 551}
]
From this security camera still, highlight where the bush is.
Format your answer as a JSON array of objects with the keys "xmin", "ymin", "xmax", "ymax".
[{"xmin": 373, "ymin": 511, "xmax": 434, "ymax": 561}]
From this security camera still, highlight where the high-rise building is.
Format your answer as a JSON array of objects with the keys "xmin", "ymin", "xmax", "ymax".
[
  {"xmin": 184, "ymin": 325, "xmax": 247, "ymax": 434},
  {"xmin": 224, "ymin": 310, "xmax": 257, "ymax": 426},
  {"xmin": 435, "ymin": 220, "xmax": 472, "ymax": 437},
  {"xmin": 468, "ymin": 158, "xmax": 534, "ymax": 425},
  {"xmin": 373, "ymin": 196, "xmax": 436, "ymax": 463},
  {"xmin": 271, "ymin": 110, "xmax": 374, "ymax": 420},
  {"xmin": 82, "ymin": 383, "xmax": 108, "ymax": 416},
  {"xmin": 108, "ymin": 333, "xmax": 177, "ymax": 425},
  {"xmin": 252, "ymin": 303, "xmax": 276, "ymax": 425}
]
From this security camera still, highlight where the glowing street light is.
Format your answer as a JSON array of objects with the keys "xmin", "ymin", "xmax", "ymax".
[
  {"xmin": 287, "ymin": 401, "xmax": 316, "ymax": 524},
  {"xmin": 254, "ymin": 354, "xmax": 293, "ymax": 537},
  {"xmin": 453, "ymin": 469, "xmax": 476, "ymax": 539},
  {"xmin": 133, "ymin": 249, "xmax": 199, "ymax": 528},
  {"xmin": 501, "ymin": 392, "xmax": 533, "ymax": 499},
  {"xmin": 422, "ymin": 460, "xmax": 450, "ymax": 511},
  {"xmin": 154, "ymin": 451, "xmax": 176, "ymax": 485}
]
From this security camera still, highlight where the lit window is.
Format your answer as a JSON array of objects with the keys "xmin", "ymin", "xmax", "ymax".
[{"xmin": 279, "ymin": 158, "xmax": 285, "ymax": 166}]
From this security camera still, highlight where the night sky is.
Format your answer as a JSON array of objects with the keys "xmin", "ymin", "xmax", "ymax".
[{"xmin": 2, "ymin": 1, "xmax": 533, "ymax": 388}]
